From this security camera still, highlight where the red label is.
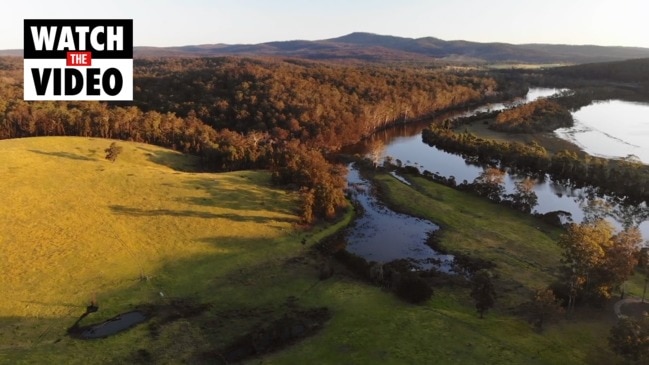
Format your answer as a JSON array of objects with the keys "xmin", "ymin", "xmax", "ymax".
[{"xmin": 66, "ymin": 51, "xmax": 92, "ymax": 66}]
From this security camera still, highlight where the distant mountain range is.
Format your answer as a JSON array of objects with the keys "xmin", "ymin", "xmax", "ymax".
[{"xmin": 5, "ymin": 32, "xmax": 649, "ymax": 64}]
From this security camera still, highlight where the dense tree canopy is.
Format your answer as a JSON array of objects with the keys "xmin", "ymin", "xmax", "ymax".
[
  {"xmin": 492, "ymin": 98, "xmax": 573, "ymax": 133},
  {"xmin": 0, "ymin": 56, "xmax": 507, "ymax": 220},
  {"xmin": 131, "ymin": 57, "xmax": 498, "ymax": 149}
]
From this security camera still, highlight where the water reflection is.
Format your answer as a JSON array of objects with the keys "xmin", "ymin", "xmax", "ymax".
[
  {"xmin": 346, "ymin": 88, "xmax": 649, "ymax": 239},
  {"xmin": 556, "ymin": 100, "xmax": 649, "ymax": 163},
  {"xmin": 345, "ymin": 166, "xmax": 453, "ymax": 270}
]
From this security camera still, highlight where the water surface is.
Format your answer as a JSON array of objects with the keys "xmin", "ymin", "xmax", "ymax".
[
  {"xmin": 556, "ymin": 100, "xmax": 649, "ymax": 163},
  {"xmin": 349, "ymin": 88, "xmax": 649, "ymax": 238},
  {"xmin": 76, "ymin": 311, "xmax": 147, "ymax": 339},
  {"xmin": 345, "ymin": 166, "xmax": 453, "ymax": 269}
]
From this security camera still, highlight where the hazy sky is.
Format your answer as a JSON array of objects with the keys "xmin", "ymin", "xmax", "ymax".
[{"xmin": 3, "ymin": 0, "xmax": 648, "ymax": 49}]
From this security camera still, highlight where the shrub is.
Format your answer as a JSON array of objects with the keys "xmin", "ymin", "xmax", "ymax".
[
  {"xmin": 333, "ymin": 250, "xmax": 370, "ymax": 279},
  {"xmin": 104, "ymin": 142, "xmax": 123, "ymax": 162},
  {"xmin": 394, "ymin": 272, "xmax": 433, "ymax": 304}
]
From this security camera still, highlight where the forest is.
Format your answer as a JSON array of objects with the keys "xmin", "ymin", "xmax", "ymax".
[
  {"xmin": 4, "ymin": 56, "xmax": 649, "ymax": 220},
  {"xmin": 0, "ymin": 56, "xmax": 518, "ymax": 220}
]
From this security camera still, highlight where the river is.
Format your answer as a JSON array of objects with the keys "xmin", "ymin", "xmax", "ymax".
[
  {"xmin": 345, "ymin": 167, "xmax": 453, "ymax": 270},
  {"xmin": 344, "ymin": 88, "xmax": 649, "ymax": 257},
  {"xmin": 556, "ymin": 99, "xmax": 649, "ymax": 164}
]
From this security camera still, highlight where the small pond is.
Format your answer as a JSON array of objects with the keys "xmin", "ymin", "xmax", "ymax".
[{"xmin": 69, "ymin": 310, "xmax": 148, "ymax": 339}]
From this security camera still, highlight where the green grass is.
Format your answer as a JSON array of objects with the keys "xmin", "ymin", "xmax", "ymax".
[
  {"xmin": 0, "ymin": 137, "xmax": 300, "ymax": 318},
  {"xmin": 265, "ymin": 285, "xmax": 616, "ymax": 365},
  {"xmin": 371, "ymin": 171, "xmax": 564, "ymax": 306},
  {"xmin": 0, "ymin": 137, "xmax": 313, "ymax": 363},
  {"xmin": 0, "ymin": 137, "xmax": 623, "ymax": 364}
]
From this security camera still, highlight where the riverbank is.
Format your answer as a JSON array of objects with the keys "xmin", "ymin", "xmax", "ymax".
[
  {"xmin": 322, "ymin": 166, "xmax": 621, "ymax": 364},
  {"xmin": 363, "ymin": 166, "xmax": 563, "ymax": 306},
  {"xmin": 461, "ymin": 117, "xmax": 584, "ymax": 155},
  {"xmin": 348, "ymin": 88, "xmax": 647, "ymax": 235}
]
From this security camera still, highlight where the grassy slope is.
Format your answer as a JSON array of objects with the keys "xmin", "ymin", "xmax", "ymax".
[
  {"xmin": 0, "ymin": 138, "xmax": 621, "ymax": 364},
  {"xmin": 0, "ymin": 137, "xmax": 316, "ymax": 363},
  {"xmin": 260, "ymin": 172, "xmax": 620, "ymax": 365},
  {"xmin": 0, "ymin": 137, "xmax": 299, "ymax": 318}
]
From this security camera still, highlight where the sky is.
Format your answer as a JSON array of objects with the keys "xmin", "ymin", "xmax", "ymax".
[{"xmin": 2, "ymin": 0, "xmax": 648, "ymax": 49}]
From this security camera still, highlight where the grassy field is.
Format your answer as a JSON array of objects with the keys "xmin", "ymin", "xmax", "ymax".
[
  {"xmin": 359, "ymin": 171, "xmax": 621, "ymax": 363},
  {"xmin": 0, "ymin": 136, "xmax": 326, "ymax": 363},
  {"xmin": 0, "ymin": 137, "xmax": 302, "ymax": 318},
  {"xmin": 0, "ymin": 137, "xmax": 622, "ymax": 364},
  {"xmin": 371, "ymin": 171, "xmax": 564, "ymax": 306}
]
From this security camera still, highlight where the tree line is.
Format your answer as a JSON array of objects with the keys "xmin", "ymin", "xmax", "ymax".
[
  {"xmin": 0, "ymin": 56, "xmax": 513, "ymax": 220},
  {"xmin": 422, "ymin": 121, "xmax": 649, "ymax": 204}
]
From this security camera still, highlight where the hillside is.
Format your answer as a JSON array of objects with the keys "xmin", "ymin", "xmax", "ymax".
[
  {"xmin": 0, "ymin": 136, "xmax": 316, "ymax": 362},
  {"xmin": 8, "ymin": 32, "xmax": 649, "ymax": 63},
  {"xmin": 0, "ymin": 136, "xmax": 304, "ymax": 318},
  {"xmin": 545, "ymin": 57, "xmax": 649, "ymax": 84},
  {"xmin": 132, "ymin": 32, "xmax": 649, "ymax": 64},
  {"xmin": 0, "ymin": 137, "xmax": 629, "ymax": 364}
]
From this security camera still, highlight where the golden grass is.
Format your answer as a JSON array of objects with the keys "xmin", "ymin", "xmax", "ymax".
[{"xmin": 0, "ymin": 137, "xmax": 298, "ymax": 319}]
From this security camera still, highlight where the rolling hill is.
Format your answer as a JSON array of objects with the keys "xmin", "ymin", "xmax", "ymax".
[
  {"xmin": 0, "ymin": 136, "xmax": 310, "ymax": 363},
  {"xmin": 7, "ymin": 32, "xmax": 649, "ymax": 63},
  {"xmin": 132, "ymin": 32, "xmax": 649, "ymax": 64}
]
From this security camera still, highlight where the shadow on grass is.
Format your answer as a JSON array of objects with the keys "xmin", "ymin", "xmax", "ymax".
[
  {"xmin": 109, "ymin": 205, "xmax": 295, "ymax": 224},
  {"xmin": 0, "ymin": 232, "xmax": 302, "ymax": 362},
  {"xmin": 138, "ymin": 147, "xmax": 203, "ymax": 172},
  {"xmin": 178, "ymin": 178, "xmax": 297, "ymax": 217},
  {"xmin": 28, "ymin": 149, "xmax": 96, "ymax": 161}
]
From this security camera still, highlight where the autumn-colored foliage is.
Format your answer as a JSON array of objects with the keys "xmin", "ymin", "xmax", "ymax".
[
  {"xmin": 0, "ymin": 56, "xmax": 502, "ymax": 219},
  {"xmin": 559, "ymin": 220, "xmax": 642, "ymax": 305},
  {"xmin": 492, "ymin": 98, "xmax": 572, "ymax": 133}
]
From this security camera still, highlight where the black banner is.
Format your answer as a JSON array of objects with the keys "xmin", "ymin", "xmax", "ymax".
[{"xmin": 24, "ymin": 19, "xmax": 133, "ymax": 59}]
